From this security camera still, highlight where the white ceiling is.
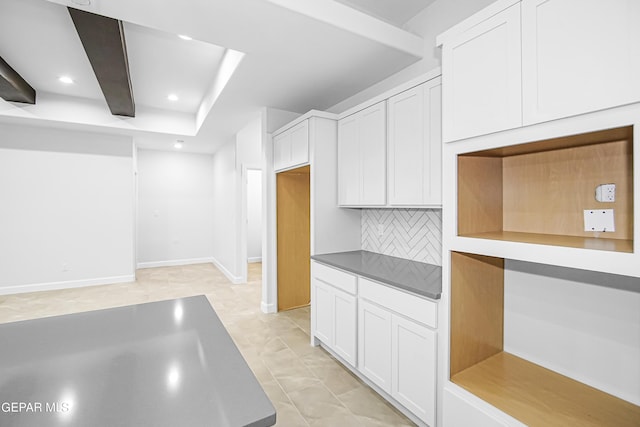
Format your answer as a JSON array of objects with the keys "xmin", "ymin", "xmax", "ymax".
[
  {"xmin": 334, "ymin": 0, "xmax": 437, "ymax": 26},
  {"xmin": 0, "ymin": 0, "xmax": 226, "ymax": 114},
  {"xmin": 0, "ymin": 0, "xmax": 431, "ymax": 153}
]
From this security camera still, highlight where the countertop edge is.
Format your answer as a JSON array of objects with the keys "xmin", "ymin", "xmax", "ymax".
[{"xmin": 311, "ymin": 255, "xmax": 442, "ymax": 301}]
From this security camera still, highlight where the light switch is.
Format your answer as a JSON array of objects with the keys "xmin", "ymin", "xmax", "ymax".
[{"xmin": 584, "ymin": 209, "xmax": 615, "ymax": 232}]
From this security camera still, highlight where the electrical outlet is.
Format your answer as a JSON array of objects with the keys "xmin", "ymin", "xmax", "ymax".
[
  {"xmin": 584, "ymin": 209, "xmax": 615, "ymax": 232},
  {"xmin": 595, "ymin": 184, "xmax": 615, "ymax": 202},
  {"xmin": 377, "ymin": 224, "xmax": 384, "ymax": 236}
]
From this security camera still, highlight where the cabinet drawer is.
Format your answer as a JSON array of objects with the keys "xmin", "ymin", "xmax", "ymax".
[
  {"xmin": 312, "ymin": 262, "xmax": 357, "ymax": 295},
  {"xmin": 359, "ymin": 277, "xmax": 437, "ymax": 328}
]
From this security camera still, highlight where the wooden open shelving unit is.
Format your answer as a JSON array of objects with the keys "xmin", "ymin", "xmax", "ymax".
[
  {"xmin": 457, "ymin": 126, "xmax": 634, "ymax": 253},
  {"xmin": 450, "ymin": 251, "xmax": 640, "ymax": 427}
]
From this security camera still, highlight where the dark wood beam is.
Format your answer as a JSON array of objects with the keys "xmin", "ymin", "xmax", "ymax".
[
  {"xmin": 0, "ymin": 56, "xmax": 36, "ymax": 104},
  {"xmin": 68, "ymin": 7, "xmax": 135, "ymax": 117}
]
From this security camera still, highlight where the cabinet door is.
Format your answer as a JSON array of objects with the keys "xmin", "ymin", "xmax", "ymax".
[
  {"xmin": 313, "ymin": 279, "xmax": 333, "ymax": 345},
  {"xmin": 359, "ymin": 101, "xmax": 387, "ymax": 205},
  {"xmin": 522, "ymin": 0, "xmax": 640, "ymax": 124},
  {"xmin": 290, "ymin": 120, "xmax": 309, "ymax": 167},
  {"xmin": 273, "ymin": 131, "xmax": 291, "ymax": 172},
  {"xmin": 441, "ymin": 3, "xmax": 522, "ymax": 142},
  {"xmin": 332, "ymin": 288, "xmax": 357, "ymax": 367},
  {"xmin": 358, "ymin": 299, "xmax": 392, "ymax": 393},
  {"xmin": 338, "ymin": 114, "xmax": 360, "ymax": 205},
  {"xmin": 388, "ymin": 79, "xmax": 442, "ymax": 206},
  {"xmin": 391, "ymin": 315, "xmax": 436, "ymax": 426}
]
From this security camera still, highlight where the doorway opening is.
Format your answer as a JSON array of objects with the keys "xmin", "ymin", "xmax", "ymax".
[
  {"xmin": 276, "ymin": 165, "xmax": 310, "ymax": 311},
  {"xmin": 246, "ymin": 168, "xmax": 263, "ymax": 283}
]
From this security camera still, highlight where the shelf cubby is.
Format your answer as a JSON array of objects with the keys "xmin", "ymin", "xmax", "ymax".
[
  {"xmin": 457, "ymin": 126, "xmax": 634, "ymax": 253},
  {"xmin": 450, "ymin": 251, "xmax": 640, "ymax": 427}
]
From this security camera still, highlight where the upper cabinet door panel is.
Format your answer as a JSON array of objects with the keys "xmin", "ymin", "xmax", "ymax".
[
  {"xmin": 274, "ymin": 120, "xmax": 309, "ymax": 172},
  {"xmin": 424, "ymin": 81, "xmax": 442, "ymax": 205},
  {"xmin": 273, "ymin": 131, "xmax": 291, "ymax": 172},
  {"xmin": 441, "ymin": 3, "xmax": 522, "ymax": 142},
  {"xmin": 388, "ymin": 85, "xmax": 424, "ymax": 205},
  {"xmin": 359, "ymin": 101, "xmax": 387, "ymax": 206},
  {"xmin": 290, "ymin": 120, "xmax": 309, "ymax": 167},
  {"xmin": 388, "ymin": 79, "xmax": 442, "ymax": 206},
  {"xmin": 338, "ymin": 115, "xmax": 360, "ymax": 205},
  {"xmin": 522, "ymin": 0, "xmax": 640, "ymax": 125}
]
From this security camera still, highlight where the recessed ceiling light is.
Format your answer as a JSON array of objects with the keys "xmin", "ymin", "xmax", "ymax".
[
  {"xmin": 167, "ymin": 94, "xmax": 179, "ymax": 101},
  {"xmin": 71, "ymin": 0, "xmax": 91, "ymax": 5},
  {"xmin": 178, "ymin": 35, "xmax": 192, "ymax": 41},
  {"xmin": 58, "ymin": 76, "xmax": 74, "ymax": 84},
  {"xmin": 174, "ymin": 141, "xmax": 184, "ymax": 149}
]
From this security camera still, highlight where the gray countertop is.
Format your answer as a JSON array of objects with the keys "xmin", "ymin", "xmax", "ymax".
[
  {"xmin": 311, "ymin": 250, "xmax": 442, "ymax": 300},
  {"xmin": 0, "ymin": 295, "xmax": 275, "ymax": 427}
]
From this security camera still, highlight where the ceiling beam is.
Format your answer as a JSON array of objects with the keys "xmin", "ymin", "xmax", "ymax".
[
  {"xmin": 0, "ymin": 56, "xmax": 36, "ymax": 104},
  {"xmin": 68, "ymin": 7, "xmax": 135, "ymax": 117}
]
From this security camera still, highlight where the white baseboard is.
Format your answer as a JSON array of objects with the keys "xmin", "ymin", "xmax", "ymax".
[
  {"xmin": 137, "ymin": 257, "xmax": 215, "ymax": 269},
  {"xmin": 248, "ymin": 257, "xmax": 262, "ymax": 263},
  {"xmin": 0, "ymin": 274, "xmax": 135, "ymax": 296},
  {"xmin": 211, "ymin": 257, "xmax": 242, "ymax": 284},
  {"xmin": 261, "ymin": 300, "xmax": 277, "ymax": 313}
]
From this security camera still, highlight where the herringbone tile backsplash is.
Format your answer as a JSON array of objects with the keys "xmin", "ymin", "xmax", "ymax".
[{"xmin": 362, "ymin": 209, "xmax": 442, "ymax": 265}]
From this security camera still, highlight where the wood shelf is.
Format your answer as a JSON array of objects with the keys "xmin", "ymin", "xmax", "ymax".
[
  {"xmin": 452, "ymin": 351, "xmax": 640, "ymax": 427},
  {"xmin": 457, "ymin": 125, "xmax": 634, "ymax": 253},
  {"xmin": 460, "ymin": 231, "xmax": 633, "ymax": 253}
]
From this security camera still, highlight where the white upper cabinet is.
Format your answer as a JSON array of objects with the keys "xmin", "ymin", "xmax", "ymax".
[
  {"xmin": 273, "ymin": 120, "xmax": 309, "ymax": 172},
  {"xmin": 439, "ymin": 0, "xmax": 640, "ymax": 142},
  {"xmin": 388, "ymin": 79, "xmax": 442, "ymax": 206},
  {"xmin": 440, "ymin": 3, "xmax": 522, "ymax": 142},
  {"xmin": 521, "ymin": 0, "xmax": 640, "ymax": 125},
  {"xmin": 337, "ymin": 114, "xmax": 360, "ymax": 205},
  {"xmin": 338, "ymin": 101, "xmax": 386, "ymax": 206}
]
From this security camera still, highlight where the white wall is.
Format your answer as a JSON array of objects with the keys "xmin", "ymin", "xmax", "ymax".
[
  {"xmin": 211, "ymin": 115, "xmax": 265, "ymax": 284},
  {"xmin": 247, "ymin": 169, "xmax": 262, "ymax": 262},
  {"xmin": 236, "ymin": 116, "xmax": 262, "ymax": 168},
  {"xmin": 504, "ymin": 260, "xmax": 640, "ymax": 406},
  {"xmin": 211, "ymin": 140, "xmax": 240, "ymax": 282},
  {"xmin": 237, "ymin": 116, "xmax": 263, "ymax": 280},
  {"xmin": 328, "ymin": 0, "xmax": 494, "ymax": 113},
  {"xmin": 136, "ymin": 149, "xmax": 215, "ymax": 268},
  {"xmin": 0, "ymin": 124, "xmax": 134, "ymax": 294}
]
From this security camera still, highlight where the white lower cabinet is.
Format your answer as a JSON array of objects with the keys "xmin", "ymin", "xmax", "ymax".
[
  {"xmin": 311, "ymin": 262, "xmax": 357, "ymax": 367},
  {"xmin": 332, "ymin": 289, "xmax": 357, "ymax": 365},
  {"xmin": 392, "ymin": 315, "xmax": 436, "ymax": 425},
  {"xmin": 312, "ymin": 262, "xmax": 438, "ymax": 426},
  {"xmin": 358, "ymin": 299, "xmax": 392, "ymax": 392},
  {"xmin": 313, "ymin": 279, "xmax": 333, "ymax": 345},
  {"xmin": 358, "ymin": 279, "xmax": 437, "ymax": 426}
]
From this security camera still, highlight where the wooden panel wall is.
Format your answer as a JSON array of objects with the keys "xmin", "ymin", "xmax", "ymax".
[
  {"xmin": 502, "ymin": 139, "xmax": 633, "ymax": 240},
  {"xmin": 450, "ymin": 252, "xmax": 504, "ymax": 377},
  {"xmin": 277, "ymin": 166, "xmax": 311, "ymax": 311},
  {"xmin": 457, "ymin": 156, "xmax": 503, "ymax": 235}
]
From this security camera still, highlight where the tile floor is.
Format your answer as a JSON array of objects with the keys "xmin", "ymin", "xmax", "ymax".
[{"xmin": 0, "ymin": 263, "xmax": 414, "ymax": 426}]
